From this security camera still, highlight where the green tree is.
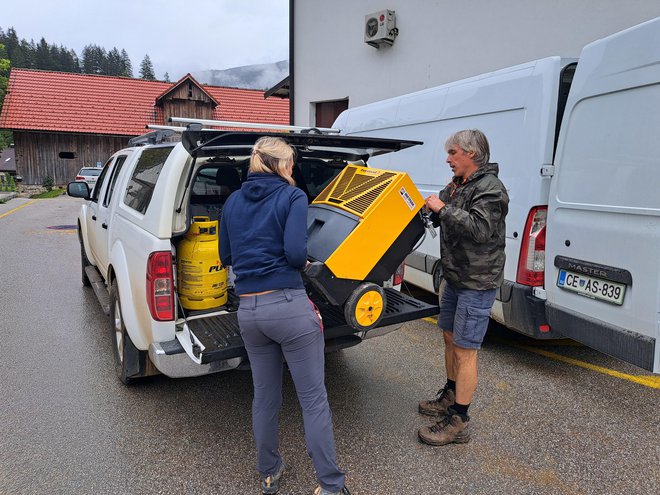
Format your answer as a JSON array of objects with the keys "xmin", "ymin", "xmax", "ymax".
[
  {"xmin": 58, "ymin": 46, "xmax": 79, "ymax": 73},
  {"xmin": 81, "ymin": 44, "xmax": 107, "ymax": 74},
  {"xmin": 1, "ymin": 28, "xmax": 25, "ymax": 67},
  {"xmin": 163, "ymin": 72, "xmax": 170, "ymax": 82},
  {"xmin": 106, "ymin": 47, "xmax": 124, "ymax": 76},
  {"xmin": 139, "ymin": 54, "xmax": 155, "ymax": 80},
  {"xmin": 120, "ymin": 49, "xmax": 133, "ymax": 77},
  {"xmin": 0, "ymin": 42, "xmax": 9, "ymax": 106},
  {"xmin": 0, "ymin": 42, "xmax": 12, "ymax": 149},
  {"xmin": 19, "ymin": 39, "xmax": 36, "ymax": 69},
  {"xmin": 35, "ymin": 38, "xmax": 53, "ymax": 70}
]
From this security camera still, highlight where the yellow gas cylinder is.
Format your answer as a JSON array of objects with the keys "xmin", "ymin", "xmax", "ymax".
[{"xmin": 177, "ymin": 216, "xmax": 228, "ymax": 310}]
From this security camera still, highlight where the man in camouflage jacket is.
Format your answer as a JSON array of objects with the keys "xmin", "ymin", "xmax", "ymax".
[{"xmin": 417, "ymin": 129, "xmax": 509, "ymax": 446}]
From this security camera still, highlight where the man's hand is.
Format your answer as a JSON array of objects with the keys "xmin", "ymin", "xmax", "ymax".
[{"xmin": 425, "ymin": 194, "xmax": 446, "ymax": 213}]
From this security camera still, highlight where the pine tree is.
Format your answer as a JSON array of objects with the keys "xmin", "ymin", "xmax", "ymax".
[
  {"xmin": 19, "ymin": 39, "xmax": 36, "ymax": 69},
  {"xmin": 163, "ymin": 72, "xmax": 170, "ymax": 82},
  {"xmin": 2, "ymin": 28, "xmax": 25, "ymax": 67},
  {"xmin": 60, "ymin": 47, "xmax": 80, "ymax": 73},
  {"xmin": 106, "ymin": 47, "xmax": 123, "ymax": 76},
  {"xmin": 139, "ymin": 54, "xmax": 155, "ymax": 80},
  {"xmin": 120, "ymin": 49, "xmax": 133, "ymax": 77},
  {"xmin": 0, "ymin": 27, "xmax": 134, "ymax": 77},
  {"xmin": 35, "ymin": 38, "xmax": 51, "ymax": 69},
  {"xmin": 81, "ymin": 44, "xmax": 107, "ymax": 75}
]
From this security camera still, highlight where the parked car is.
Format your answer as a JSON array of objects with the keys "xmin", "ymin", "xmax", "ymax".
[
  {"xmin": 66, "ymin": 125, "xmax": 438, "ymax": 384},
  {"xmin": 74, "ymin": 167, "xmax": 102, "ymax": 188}
]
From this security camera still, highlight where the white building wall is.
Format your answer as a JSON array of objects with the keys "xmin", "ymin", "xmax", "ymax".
[{"xmin": 293, "ymin": 0, "xmax": 660, "ymax": 126}]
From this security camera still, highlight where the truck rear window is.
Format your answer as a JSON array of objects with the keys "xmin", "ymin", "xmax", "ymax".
[{"xmin": 124, "ymin": 146, "xmax": 174, "ymax": 214}]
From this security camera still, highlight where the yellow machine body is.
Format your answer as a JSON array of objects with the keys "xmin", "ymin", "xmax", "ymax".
[
  {"xmin": 311, "ymin": 165, "xmax": 425, "ymax": 281},
  {"xmin": 177, "ymin": 216, "xmax": 228, "ymax": 310}
]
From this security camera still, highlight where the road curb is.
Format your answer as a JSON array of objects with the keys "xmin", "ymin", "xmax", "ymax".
[{"xmin": 0, "ymin": 192, "xmax": 18, "ymax": 203}]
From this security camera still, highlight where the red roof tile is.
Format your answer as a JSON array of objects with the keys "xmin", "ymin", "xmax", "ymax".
[{"xmin": 0, "ymin": 69, "xmax": 289, "ymax": 136}]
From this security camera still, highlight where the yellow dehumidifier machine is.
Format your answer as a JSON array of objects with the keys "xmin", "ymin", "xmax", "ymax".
[{"xmin": 304, "ymin": 165, "xmax": 426, "ymax": 331}]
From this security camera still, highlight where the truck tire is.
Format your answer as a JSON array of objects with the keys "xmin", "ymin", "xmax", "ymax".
[
  {"xmin": 343, "ymin": 282, "xmax": 386, "ymax": 331},
  {"xmin": 110, "ymin": 280, "xmax": 146, "ymax": 385},
  {"xmin": 80, "ymin": 234, "xmax": 91, "ymax": 287}
]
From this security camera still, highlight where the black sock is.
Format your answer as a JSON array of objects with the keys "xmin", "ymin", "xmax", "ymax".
[
  {"xmin": 451, "ymin": 402, "xmax": 469, "ymax": 418},
  {"xmin": 446, "ymin": 379, "xmax": 456, "ymax": 391}
]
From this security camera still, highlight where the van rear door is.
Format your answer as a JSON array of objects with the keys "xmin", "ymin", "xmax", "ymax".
[{"xmin": 546, "ymin": 18, "xmax": 660, "ymax": 372}]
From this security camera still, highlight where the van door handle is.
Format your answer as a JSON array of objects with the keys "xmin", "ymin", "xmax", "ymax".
[
  {"xmin": 92, "ymin": 215, "xmax": 97, "ymax": 221},
  {"xmin": 102, "ymin": 223, "xmax": 108, "ymax": 229}
]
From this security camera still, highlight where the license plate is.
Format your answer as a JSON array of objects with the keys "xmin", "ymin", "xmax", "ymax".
[{"xmin": 557, "ymin": 269, "xmax": 626, "ymax": 305}]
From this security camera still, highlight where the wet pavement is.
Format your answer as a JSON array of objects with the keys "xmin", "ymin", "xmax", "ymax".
[{"xmin": 0, "ymin": 197, "xmax": 658, "ymax": 495}]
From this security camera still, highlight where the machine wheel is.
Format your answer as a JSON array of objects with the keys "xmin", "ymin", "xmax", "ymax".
[
  {"xmin": 110, "ymin": 280, "xmax": 145, "ymax": 385},
  {"xmin": 80, "ymin": 234, "xmax": 91, "ymax": 287},
  {"xmin": 344, "ymin": 283, "xmax": 386, "ymax": 331}
]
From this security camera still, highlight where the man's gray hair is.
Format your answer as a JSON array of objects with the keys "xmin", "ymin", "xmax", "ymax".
[{"xmin": 444, "ymin": 129, "xmax": 490, "ymax": 167}]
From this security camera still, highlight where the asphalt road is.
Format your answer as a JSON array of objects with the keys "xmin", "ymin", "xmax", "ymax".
[{"xmin": 0, "ymin": 197, "xmax": 658, "ymax": 495}]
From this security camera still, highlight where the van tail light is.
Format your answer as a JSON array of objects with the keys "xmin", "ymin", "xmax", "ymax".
[
  {"xmin": 146, "ymin": 251, "xmax": 175, "ymax": 321},
  {"xmin": 393, "ymin": 262, "xmax": 405, "ymax": 286},
  {"xmin": 75, "ymin": 175, "xmax": 84, "ymax": 180},
  {"xmin": 516, "ymin": 206, "xmax": 547, "ymax": 287}
]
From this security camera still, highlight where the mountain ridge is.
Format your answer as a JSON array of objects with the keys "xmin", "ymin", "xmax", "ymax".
[{"xmin": 192, "ymin": 60, "xmax": 288, "ymax": 90}]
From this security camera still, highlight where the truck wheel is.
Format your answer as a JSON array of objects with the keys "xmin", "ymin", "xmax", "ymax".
[
  {"xmin": 80, "ymin": 235, "xmax": 91, "ymax": 287},
  {"xmin": 344, "ymin": 282, "xmax": 386, "ymax": 331},
  {"xmin": 110, "ymin": 280, "xmax": 145, "ymax": 385}
]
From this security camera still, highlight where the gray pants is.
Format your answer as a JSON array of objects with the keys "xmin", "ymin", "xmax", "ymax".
[{"xmin": 238, "ymin": 288, "xmax": 345, "ymax": 493}]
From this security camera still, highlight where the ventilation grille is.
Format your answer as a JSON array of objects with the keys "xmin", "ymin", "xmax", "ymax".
[
  {"xmin": 314, "ymin": 167, "xmax": 397, "ymax": 216},
  {"xmin": 343, "ymin": 182, "xmax": 390, "ymax": 214}
]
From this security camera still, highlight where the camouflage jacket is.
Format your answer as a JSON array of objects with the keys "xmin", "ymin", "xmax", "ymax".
[{"xmin": 430, "ymin": 163, "xmax": 509, "ymax": 290}]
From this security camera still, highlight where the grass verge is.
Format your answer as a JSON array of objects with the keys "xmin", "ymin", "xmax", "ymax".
[{"xmin": 30, "ymin": 188, "xmax": 66, "ymax": 199}]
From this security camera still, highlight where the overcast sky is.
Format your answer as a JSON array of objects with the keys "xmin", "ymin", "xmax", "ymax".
[{"xmin": 2, "ymin": 0, "xmax": 289, "ymax": 80}]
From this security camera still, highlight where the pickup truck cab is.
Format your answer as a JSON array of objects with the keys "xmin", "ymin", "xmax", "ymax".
[{"xmin": 68, "ymin": 126, "xmax": 438, "ymax": 384}]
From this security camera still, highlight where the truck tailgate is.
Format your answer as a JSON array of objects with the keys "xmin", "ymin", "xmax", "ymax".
[{"xmin": 180, "ymin": 288, "xmax": 438, "ymax": 364}]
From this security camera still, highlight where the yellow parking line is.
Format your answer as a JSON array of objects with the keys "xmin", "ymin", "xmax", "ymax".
[
  {"xmin": 420, "ymin": 315, "xmax": 660, "ymax": 389},
  {"xmin": 517, "ymin": 345, "xmax": 660, "ymax": 389},
  {"xmin": 0, "ymin": 199, "xmax": 36, "ymax": 219}
]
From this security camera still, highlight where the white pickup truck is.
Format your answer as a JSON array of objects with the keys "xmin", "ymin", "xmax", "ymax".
[{"xmin": 68, "ymin": 126, "xmax": 438, "ymax": 384}]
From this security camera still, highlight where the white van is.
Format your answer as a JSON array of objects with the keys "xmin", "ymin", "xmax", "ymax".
[{"xmin": 333, "ymin": 18, "xmax": 660, "ymax": 373}]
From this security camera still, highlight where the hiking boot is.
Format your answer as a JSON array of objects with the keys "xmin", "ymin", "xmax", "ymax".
[
  {"xmin": 418, "ymin": 385, "xmax": 456, "ymax": 417},
  {"xmin": 418, "ymin": 410, "xmax": 470, "ymax": 446},
  {"xmin": 313, "ymin": 485, "xmax": 351, "ymax": 495},
  {"xmin": 261, "ymin": 461, "xmax": 285, "ymax": 494}
]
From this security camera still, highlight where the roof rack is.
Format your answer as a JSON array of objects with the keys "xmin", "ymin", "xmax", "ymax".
[
  {"xmin": 128, "ymin": 129, "xmax": 178, "ymax": 147},
  {"xmin": 168, "ymin": 117, "xmax": 341, "ymax": 134},
  {"xmin": 146, "ymin": 124, "xmax": 206, "ymax": 132}
]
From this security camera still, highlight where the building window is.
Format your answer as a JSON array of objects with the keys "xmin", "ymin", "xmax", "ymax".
[{"xmin": 314, "ymin": 99, "xmax": 349, "ymax": 128}]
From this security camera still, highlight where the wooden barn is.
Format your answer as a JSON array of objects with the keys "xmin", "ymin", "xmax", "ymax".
[{"xmin": 0, "ymin": 69, "xmax": 289, "ymax": 185}]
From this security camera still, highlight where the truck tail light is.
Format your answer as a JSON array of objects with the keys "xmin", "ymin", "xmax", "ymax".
[
  {"xmin": 393, "ymin": 262, "xmax": 405, "ymax": 287},
  {"xmin": 75, "ymin": 175, "xmax": 84, "ymax": 180},
  {"xmin": 146, "ymin": 251, "xmax": 174, "ymax": 321},
  {"xmin": 516, "ymin": 206, "xmax": 547, "ymax": 287}
]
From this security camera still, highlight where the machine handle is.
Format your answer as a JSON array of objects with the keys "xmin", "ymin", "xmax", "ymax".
[{"xmin": 421, "ymin": 210, "xmax": 437, "ymax": 238}]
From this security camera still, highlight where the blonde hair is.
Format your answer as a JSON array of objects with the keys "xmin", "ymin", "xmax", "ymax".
[{"xmin": 249, "ymin": 136, "xmax": 296, "ymax": 185}]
